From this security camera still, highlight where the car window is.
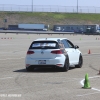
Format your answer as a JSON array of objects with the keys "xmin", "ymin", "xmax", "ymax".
[
  {"xmin": 29, "ymin": 41, "xmax": 59, "ymax": 49},
  {"xmin": 67, "ymin": 40, "xmax": 74, "ymax": 48},
  {"xmin": 61, "ymin": 40, "xmax": 69, "ymax": 48},
  {"xmin": 58, "ymin": 42, "xmax": 65, "ymax": 48},
  {"xmin": 65, "ymin": 39, "xmax": 74, "ymax": 48},
  {"xmin": 57, "ymin": 39, "xmax": 65, "ymax": 48}
]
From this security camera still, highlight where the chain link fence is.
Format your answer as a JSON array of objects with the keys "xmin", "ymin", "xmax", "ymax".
[{"xmin": 0, "ymin": 4, "xmax": 100, "ymax": 13}]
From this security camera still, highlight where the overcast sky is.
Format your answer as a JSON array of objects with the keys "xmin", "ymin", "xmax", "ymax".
[{"xmin": 0, "ymin": 0, "xmax": 100, "ymax": 7}]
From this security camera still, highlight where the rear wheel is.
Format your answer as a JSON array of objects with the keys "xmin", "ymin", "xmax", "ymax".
[
  {"xmin": 75, "ymin": 54, "xmax": 83, "ymax": 68},
  {"xmin": 63, "ymin": 57, "xmax": 69, "ymax": 72}
]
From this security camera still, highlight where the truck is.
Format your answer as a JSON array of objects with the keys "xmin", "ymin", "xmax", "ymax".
[{"xmin": 18, "ymin": 24, "xmax": 47, "ymax": 31}]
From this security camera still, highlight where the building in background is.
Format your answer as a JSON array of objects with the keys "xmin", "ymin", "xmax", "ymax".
[
  {"xmin": 6, "ymin": 24, "xmax": 100, "ymax": 34},
  {"xmin": 53, "ymin": 24, "xmax": 100, "ymax": 33}
]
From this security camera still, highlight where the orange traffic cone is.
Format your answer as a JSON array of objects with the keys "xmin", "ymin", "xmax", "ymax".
[{"xmin": 88, "ymin": 49, "xmax": 91, "ymax": 54}]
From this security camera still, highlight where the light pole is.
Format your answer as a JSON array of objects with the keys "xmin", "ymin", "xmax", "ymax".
[
  {"xmin": 77, "ymin": 0, "xmax": 78, "ymax": 13},
  {"xmin": 32, "ymin": 0, "xmax": 33, "ymax": 12}
]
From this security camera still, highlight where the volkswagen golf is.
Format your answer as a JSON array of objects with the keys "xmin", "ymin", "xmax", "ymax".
[{"xmin": 25, "ymin": 38, "xmax": 83, "ymax": 71}]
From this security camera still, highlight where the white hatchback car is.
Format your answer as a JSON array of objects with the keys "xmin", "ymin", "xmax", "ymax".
[{"xmin": 25, "ymin": 38, "xmax": 83, "ymax": 71}]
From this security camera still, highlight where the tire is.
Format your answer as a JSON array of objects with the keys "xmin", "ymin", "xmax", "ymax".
[
  {"xmin": 75, "ymin": 54, "xmax": 83, "ymax": 68},
  {"xmin": 63, "ymin": 57, "xmax": 69, "ymax": 72}
]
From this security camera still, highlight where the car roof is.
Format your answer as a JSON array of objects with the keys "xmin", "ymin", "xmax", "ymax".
[{"xmin": 34, "ymin": 38, "xmax": 68, "ymax": 42}]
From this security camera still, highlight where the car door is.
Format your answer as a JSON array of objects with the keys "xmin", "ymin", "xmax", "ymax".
[{"xmin": 62, "ymin": 39, "xmax": 79, "ymax": 65}]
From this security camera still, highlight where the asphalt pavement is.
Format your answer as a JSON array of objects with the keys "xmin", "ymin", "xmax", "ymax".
[{"xmin": 0, "ymin": 33, "xmax": 100, "ymax": 100}]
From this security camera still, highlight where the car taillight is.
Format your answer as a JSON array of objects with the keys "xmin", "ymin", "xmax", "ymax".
[
  {"xmin": 27, "ymin": 51, "xmax": 34, "ymax": 55},
  {"xmin": 51, "ymin": 50, "xmax": 62, "ymax": 54}
]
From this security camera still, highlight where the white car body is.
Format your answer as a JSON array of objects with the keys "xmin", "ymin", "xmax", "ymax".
[{"xmin": 25, "ymin": 38, "xmax": 83, "ymax": 71}]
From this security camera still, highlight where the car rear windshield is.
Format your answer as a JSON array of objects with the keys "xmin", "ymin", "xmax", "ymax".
[{"xmin": 29, "ymin": 41, "xmax": 59, "ymax": 49}]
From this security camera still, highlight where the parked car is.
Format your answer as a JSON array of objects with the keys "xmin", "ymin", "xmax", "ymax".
[{"xmin": 25, "ymin": 38, "xmax": 83, "ymax": 71}]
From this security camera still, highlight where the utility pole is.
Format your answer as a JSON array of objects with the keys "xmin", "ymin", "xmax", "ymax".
[
  {"xmin": 32, "ymin": 0, "xmax": 33, "ymax": 12},
  {"xmin": 77, "ymin": 0, "xmax": 78, "ymax": 13}
]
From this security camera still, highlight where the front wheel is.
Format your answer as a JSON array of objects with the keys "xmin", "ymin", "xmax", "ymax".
[
  {"xmin": 63, "ymin": 57, "xmax": 69, "ymax": 72},
  {"xmin": 75, "ymin": 54, "xmax": 83, "ymax": 68}
]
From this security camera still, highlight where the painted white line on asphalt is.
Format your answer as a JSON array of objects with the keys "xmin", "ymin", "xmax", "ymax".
[
  {"xmin": 0, "ymin": 75, "xmax": 26, "ymax": 80},
  {"xmin": 0, "ymin": 51, "xmax": 26, "ymax": 53},
  {"xmin": 0, "ymin": 77, "xmax": 13, "ymax": 80},
  {"xmin": 77, "ymin": 92, "xmax": 100, "ymax": 97},
  {"xmin": 0, "ymin": 57, "xmax": 24, "ymax": 60},
  {"xmin": 80, "ymin": 76, "xmax": 100, "ymax": 86},
  {"xmin": 92, "ymin": 88, "xmax": 100, "ymax": 92},
  {"xmin": 0, "ymin": 88, "xmax": 23, "ymax": 92},
  {"xmin": 78, "ymin": 76, "xmax": 100, "ymax": 97},
  {"xmin": 0, "ymin": 86, "xmax": 37, "ymax": 92}
]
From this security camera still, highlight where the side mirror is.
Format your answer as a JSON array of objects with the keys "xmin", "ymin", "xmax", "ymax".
[{"xmin": 74, "ymin": 45, "xmax": 79, "ymax": 49}]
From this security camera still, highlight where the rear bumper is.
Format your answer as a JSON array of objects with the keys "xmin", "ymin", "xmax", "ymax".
[
  {"xmin": 25, "ymin": 57, "xmax": 65, "ymax": 68},
  {"xmin": 27, "ymin": 65, "xmax": 59, "ymax": 69}
]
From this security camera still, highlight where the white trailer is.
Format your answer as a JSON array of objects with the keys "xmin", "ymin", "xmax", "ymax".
[{"xmin": 18, "ymin": 24, "xmax": 46, "ymax": 30}]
